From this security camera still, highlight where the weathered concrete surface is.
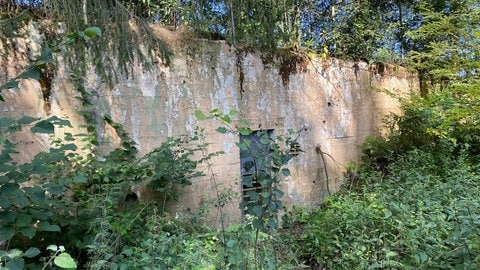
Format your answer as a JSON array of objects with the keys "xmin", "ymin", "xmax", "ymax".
[{"xmin": 0, "ymin": 23, "xmax": 419, "ymax": 224}]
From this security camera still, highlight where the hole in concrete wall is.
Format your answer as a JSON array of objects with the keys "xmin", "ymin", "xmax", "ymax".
[
  {"xmin": 327, "ymin": 101, "xmax": 332, "ymax": 107},
  {"xmin": 121, "ymin": 192, "xmax": 138, "ymax": 211},
  {"xmin": 370, "ymin": 62, "xmax": 386, "ymax": 76},
  {"xmin": 39, "ymin": 67, "xmax": 54, "ymax": 115},
  {"xmin": 289, "ymin": 141, "xmax": 302, "ymax": 156},
  {"xmin": 240, "ymin": 129, "xmax": 274, "ymax": 215}
]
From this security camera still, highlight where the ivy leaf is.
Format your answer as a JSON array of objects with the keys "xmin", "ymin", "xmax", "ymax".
[
  {"xmin": 269, "ymin": 201, "xmax": 278, "ymax": 211},
  {"xmin": 54, "ymin": 253, "xmax": 77, "ymax": 269},
  {"xmin": 0, "ymin": 197, "xmax": 11, "ymax": 208},
  {"xmin": 31, "ymin": 164, "xmax": 49, "ymax": 176},
  {"xmin": 273, "ymin": 189, "xmax": 284, "ymax": 197},
  {"xmin": 7, "ymin": 249, "xmax": 23, "ymax": 258},
  {"xmin": 260, "ymin": 191, "xmax": 270, "ymax": 199}
]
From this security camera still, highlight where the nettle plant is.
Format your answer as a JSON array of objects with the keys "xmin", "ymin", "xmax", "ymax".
[
  {"xmin": 0, "ymin": 27, "xmax": 102, "ymax": 269},
  {"xmin": 196, "ymin": 109, "xmax": 293, "ymax": 230},
  {"xmin": 0, "ymin": 116, "xmax": 80, "ymax": 269},
  {"xmin": 195, "ymin": 109, "xmax": 295, "ymax": 268}
]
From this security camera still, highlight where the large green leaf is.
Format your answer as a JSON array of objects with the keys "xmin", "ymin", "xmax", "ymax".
[
  {"xmin": 0, "ymin": 198, "xmax": 11, "ymax": 208},
  {"xmin": 36, "ymin": 221, "xmax": 60, "ymax": 232},
  {"xmin": 194, "ymin": 110, "xmax": 207, "ymax": 120},
  {"xmin": 54, "ymin": 253, "xmax": 77, "ymax": 269},
  {"xmin": 0, "ymin": 80, "xmax": 19, "ymax": 90},
  {"xmin": 216, "ymin": 126, "xmax": 228, "ymax": 134},
  {"xmin": 15, "ymin": 214, "xmax": 32, "ymax": 227},
  {"xmin": 0, "ymin": 183, "xmax": 20, "ymax": 196},
  {"xmin": 30, "ymin": 120, "xmax": 55, "ymax": 134},
  {"xmin": 17, "ymin": 67, "xmax": 40, "ymax": 80},
  {"xmin": 281, "ymin": 168, "xmax": 291, "ymax": 176},
  {"xmin": 0, "ymin": 210, "xmax": 18, "ymax": 223},
  {"xmin": 24, "ymin": 247, "xmax": 41, "ymax": 258},
  {"xmin": 10, "ymin": 193, "xmax": 29, "ymax": 208},
  {"xmin": 46, "ymin": 116, "xmax": 72, "ymax": 127},
  {"xmin": 72, "ymin": 174, "xmax": 88, "ymax": 183},
  {"xmin": 21, "ymin": 226, "xmax": 36, "ymax": 239},
  {"xmin": 17, "ymin": 116, "xmax": 39, "ymax": 125},
  {"xmin": 27, "ymin": 186, "xmax": 46, "ymax": 204},
  {"xmin": 37, "ymin": 48, "xmax": 54, "ymax": 64},
  {"xmin": 5, "ymin": 258, "xmax": 25, "ymax": 270},
  {"xmin": 252, "ymin": 205, "xmax": 264, "ymax": 216},
  {"xmin": 45, "ymin": 184, "xmax": 65, "ymax": 196},
  {"xmin": 0, "ymin": 117, "xmax": 16, "ymax": 128},
  {"xmin": 84, "ymin": 26, "xmax": 102, "ymax": 37},
  {"xmin": 239, "ymin": 127, "xmax": 252, "ymax": 135},
  {"xmin": 30, "ymin": 209, "xmax": 54, "ymax": 220},
  {"xmin": 5, "ymin": 171, "xmax": 26, "ymax": 183},
  {"xmin": 0, "ymin": 175, "xmax": 9, "ymax": 184},
  {"xmin": 0, "ymin": 225, "xmax": 15, "ymax": 241}
]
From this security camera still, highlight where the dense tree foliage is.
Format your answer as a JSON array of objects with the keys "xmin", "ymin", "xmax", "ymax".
[{"xmin": 1, "ymin": 0, "xmax": 478, "ymax": 82}]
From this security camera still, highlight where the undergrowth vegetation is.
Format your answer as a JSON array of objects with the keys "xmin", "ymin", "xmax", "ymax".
[
  {"xmin": 294, "ymin": 149, "xmax": 480, "ymax": 269},
  {"xmin": 291, "ymin": 85, "xmax": 480, "ymax": 269}
]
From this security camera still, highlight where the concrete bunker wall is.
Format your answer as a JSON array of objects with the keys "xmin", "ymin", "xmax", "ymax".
[{"xmin": 0, "ymin": 25, "xmax": 419, "ymax": 224}]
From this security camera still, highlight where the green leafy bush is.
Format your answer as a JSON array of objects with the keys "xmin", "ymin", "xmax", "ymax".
[
  {"xmin": 362, "ymin": 87, "xmax": 480, "ymax": 173},
  {"xmin": 296, "ymin": 149, "xmax": 480, "ymax": 269}
]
